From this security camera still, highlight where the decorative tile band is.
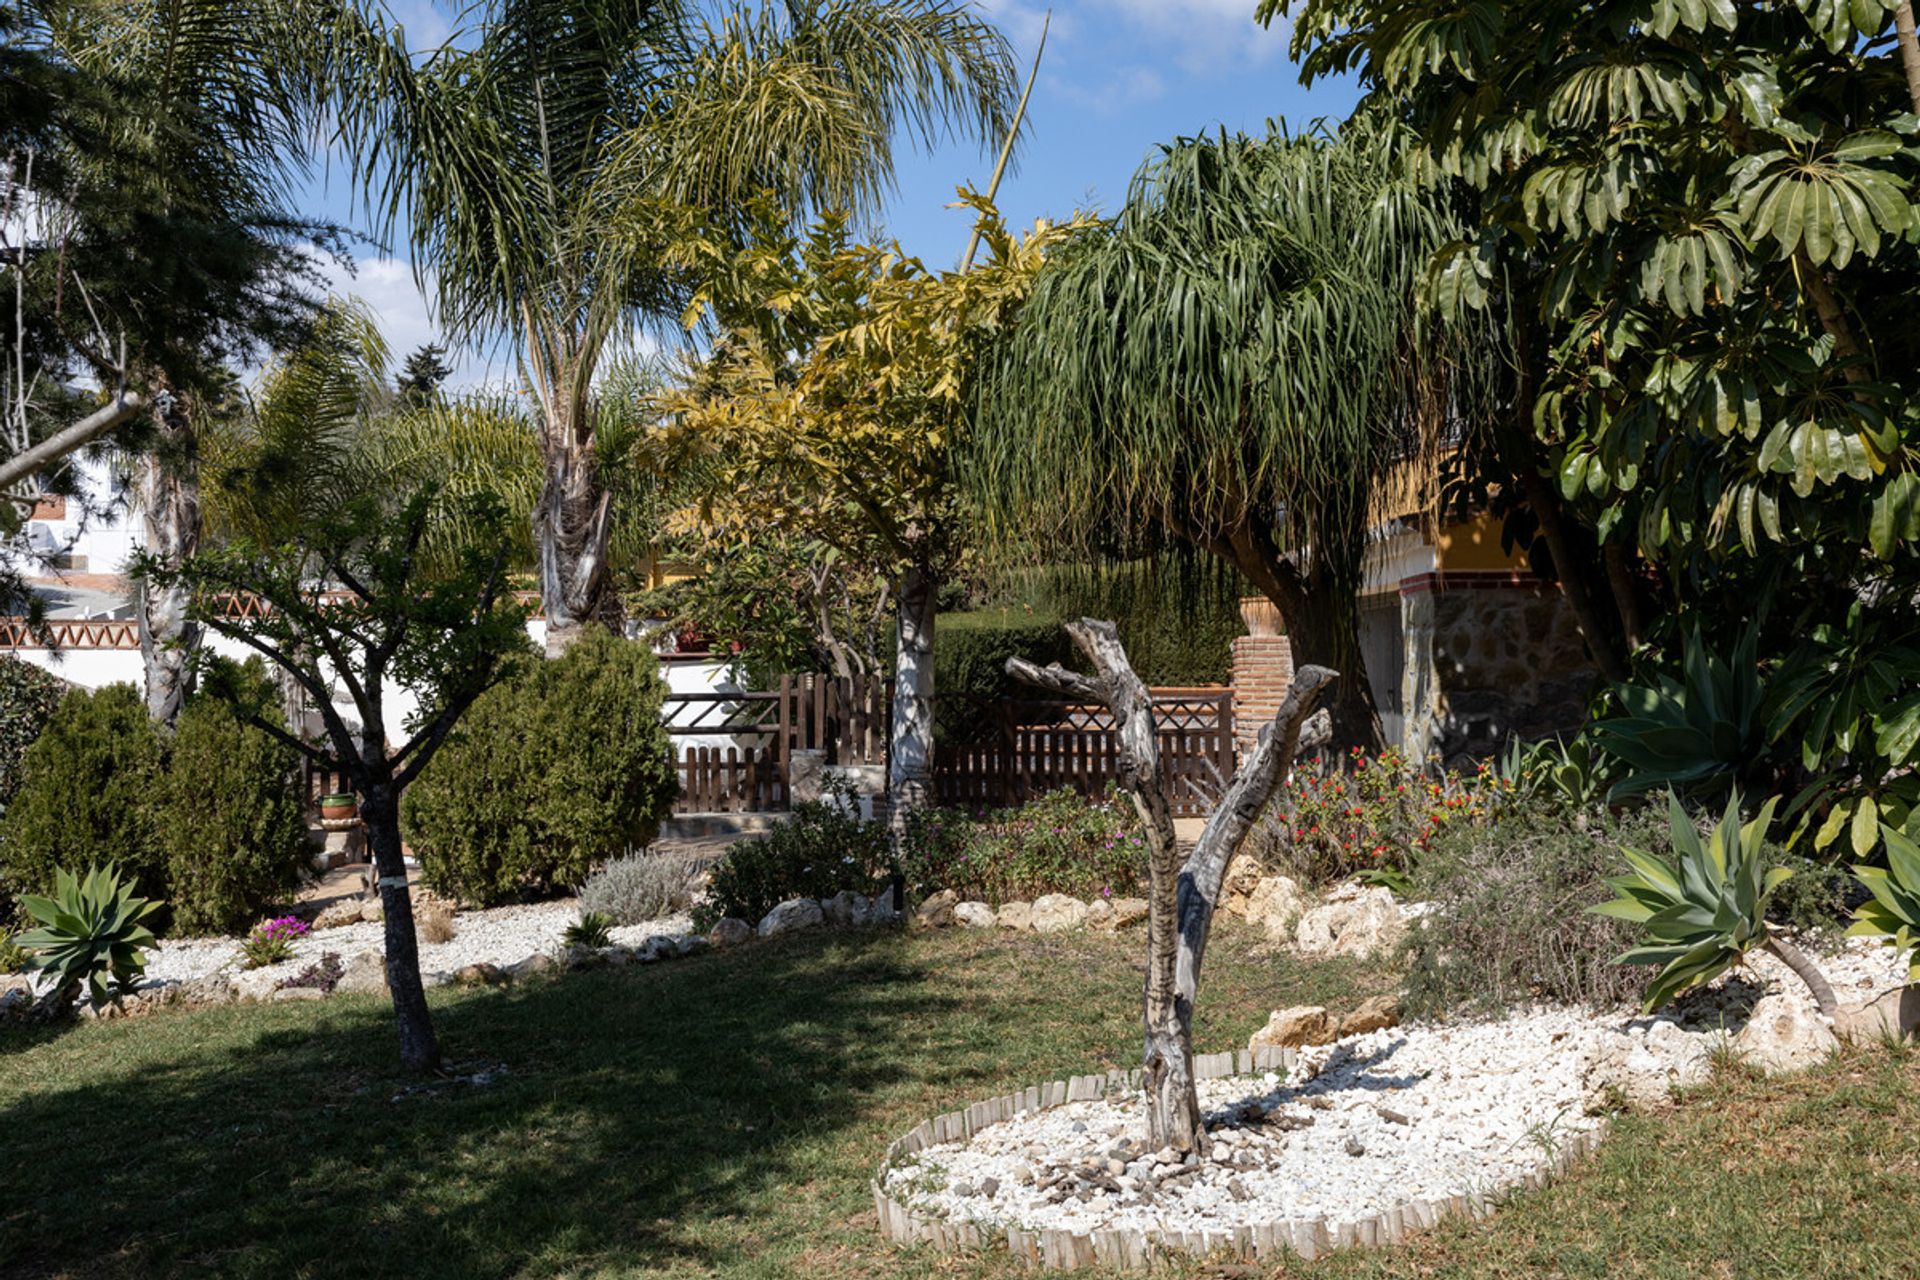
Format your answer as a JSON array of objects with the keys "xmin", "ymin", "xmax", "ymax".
[{"xmin": 872, "ymin": 1045, "xmax": 1606, "ymax": 1270}]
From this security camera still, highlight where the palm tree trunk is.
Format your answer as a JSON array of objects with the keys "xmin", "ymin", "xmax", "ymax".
[
  {"xmin": 887, "ymin": 560, "xmax": 936, "ymax": 835},
  {"xmin": 534, "ymin": 441, "xmax": 618, "ymax": 657},
  {"xmin": 361, "ymin": 783, "xmax": 440, "ymax": 1073},
  {"xmin": 1764, "ymin": 932, "xmax": 1838, "ymax": 1020},
  {"xmin": 135, "ymin": 395, "xmax": 202, "ymax": 725}
]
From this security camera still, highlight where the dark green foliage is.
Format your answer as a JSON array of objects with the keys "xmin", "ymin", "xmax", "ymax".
[
  {"xmin": 1, "ymin": 684, "xmax": 165, "ymax": 906},
  {"xmin": 563, "ymin": 912, "xmax": 616, "ymax": 950},
  {"xmin": 158, "ymin": 659, "xmax": 308, "ymax": 936},
  {"xmin": 979, "ymin": 560, "xmax": 1249, "ymax": 686},
  {"xmin": 1593, "ymin": 627, "xmax": 1766, "ymax": 802},
  {"xmin": 897, "ymin": 787, "xmax": 1146, "ymax": 905},
  {"xmin": 697, "ymin": 798, "xmax": 893, "ymax": 929},
  {"xmin": 1404, "ymin": 803, "xmax": 1668, "ymax": 1017},
  {"xmin": 405, "ymin": 629, "xmax": 677, "ymax": 906},
  {"xmin": 933, "ymin": 609, "xmax": 1069, "ymax": 742},
  {"xmin": 0, "ymin": 656, "xmax": 65, "ymax": 822},
  {"xmin": 395, "ymin": 343, "xmax": 452, "ymax": 405}
]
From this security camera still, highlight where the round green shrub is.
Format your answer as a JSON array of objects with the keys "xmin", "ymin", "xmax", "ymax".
[
  {"xmin": 158, "ymin": 659, "xmax": 308, "ymax": 935},
  {"xmin": 934, "ymin": 609, "xmax": 1071, "ymax": 743},
  {"xmin": 404, "ymin": 629, "xmax": 678, "ymax": 906},
  {"xmin": 898, "ymin": 786, "xmax": 1146, "ymax": 904},
  {"xmin": 1, "ymin": 682, "xmax": 165, "ymax": 905},
  {"xmin": 697, "ymin": 796, "xmax": 894, "ymax": 929},
  {"xmin": 0, "ymin": 655, "xmax": 66, "ymax": 821}
]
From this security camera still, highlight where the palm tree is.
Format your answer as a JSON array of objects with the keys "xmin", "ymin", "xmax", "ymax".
[
  {"xmin": 341, "ymin": 0, "xmax": 1018, "ymax": 653},
  {"xmin": 969, "ymin": 119, "xmax": 1487, "ymax": 753}
]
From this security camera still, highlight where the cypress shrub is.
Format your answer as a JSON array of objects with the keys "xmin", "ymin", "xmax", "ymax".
[
  {"xmin": 158, "ymin": 659, "xmax": 308, "ymax": 935},
  {"xmin": 934, "ymin": 609, "xmax": 1071, "ymax": 743},
  {"xmin": 404, "ymin": 629, "xmax": 678, "ymax": 905},
  {"xmin": 1, "ymin": 683, "xmax": 165, "ymax": 903}
]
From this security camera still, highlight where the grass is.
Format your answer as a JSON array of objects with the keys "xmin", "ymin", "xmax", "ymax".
[{"xmin": 1, "ymin": 924, "xmax": 1915, "ymax": 1279}]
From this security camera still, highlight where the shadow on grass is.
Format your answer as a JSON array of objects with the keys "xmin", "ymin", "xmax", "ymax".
[{"xmin": 0, "ymin": 931, "xmax": 969, "ymax": 1280}]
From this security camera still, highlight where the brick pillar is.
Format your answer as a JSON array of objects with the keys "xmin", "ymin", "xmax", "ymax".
[{"xmin": 1229, "ymin": 634, "xmax": 1293, "ymax": 757}]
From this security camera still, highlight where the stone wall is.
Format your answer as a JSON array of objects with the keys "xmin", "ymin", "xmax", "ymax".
[{"xmin": 1401, "ymin": 576, "xmax": 1592, "ymax": 766}]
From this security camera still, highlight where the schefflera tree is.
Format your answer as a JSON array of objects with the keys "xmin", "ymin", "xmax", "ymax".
[
  {"xmin": 1009, "ymin": 620, "xmax": 1334, "ymax": 1154},
  {"xmin": 142, "ymin": 488, "xmax": 531, "ymax": 1072}
]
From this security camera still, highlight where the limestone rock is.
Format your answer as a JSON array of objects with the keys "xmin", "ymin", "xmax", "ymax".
[
  {"xmin": 272, "ymin": 985, "xmax": 327, "ymax": 1002},
  {"xmin": 823, "ymin": 890, "xmax": 873, "ymax": 928},
  {"xmin": 758, "ymin": 897, "xmax": 825, "ymax": 938},
  {"xmin": 997, "ymin": 901, "xmax": 1033, "ymax": 931},
  {"xmin": 915, "ymin": 889, "xmax": 959, "ymax": 928},
  {"xmin": 1336, "ymin": 994, "xmax": 1402, "ymax": 1038},
  {"xmin": 1220, "ymin": 855, "xmax": 1265, "ymax": 917},
  {"xmin": 1836, "ymin": 984, "xmax": 1920, "ymax": 1044},
  {"xmin": 1109, "ymin": 897, "xmax": 1149, "ymax": 928},
  {"xmin": 232, "ymin": 967, "xmax": 283, "ymax": 1002},
  {"xmin": 1249, "ymin": 1006, "xmax": 1334, "ymax": 1051},
  {"xmin": 954, "ymin": 900, "xmax": 997, "ymax": 929},
  {"xmin": 454, "ymin": 962, "xmax": 509, "ymax": 987},
  {"xmin": 1732, "ymin": 993, "xmax": 1838, "ymax": 1074},
  {"xmin": 504, "ymin": 952, "xmax": 557, "ymax": 981},
  {"xmin": 708, "ymin": 917, "xmax": 753, "ymax": 948},
  {"xmin": 676, "ymin": 934, "xmax": 709, "ymax": 957},
  {"xmin": 312, "ymin": 899, "xmax": 366, "ymax": 931},
  {"xmin": 1244, "ymin": 875, "xmax": 1304, "ymax": 940},
  {"xmin": 359, "ymin": 899, "xmax": 384, "ymax": 924},
  {"xmin": 1085, "ymin": 898, "xmax": 1115, "ymax": 930},
  {"xmin": 1031, "ymin": 894, "xmax": 1089, "ymax": 934},
  {"xmin": 1580, "ymin": 1021, "xmax": 1710, "ymax": 1108},
  {"xmin": 1294, "ymin": 885, "xmax": 1405, "ymax": 959},
  {"xmin": 335, "ymin": 951, "xmax": 388, "ymax": 995}
]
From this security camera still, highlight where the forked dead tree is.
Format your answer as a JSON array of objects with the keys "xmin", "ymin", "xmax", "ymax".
[{"xmin": 1008, "ymin": 619, "xmax": 1334, "ymax": 1155}]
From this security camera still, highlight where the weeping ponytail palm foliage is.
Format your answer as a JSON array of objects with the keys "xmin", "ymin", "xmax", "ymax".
[
  {"xmin": 339, "ymin": 0, "xmax": 1018, "ymax": 646},
  {"xmin": 971, "ymin": 120, "xmax": 1472, "ymax": 750}
]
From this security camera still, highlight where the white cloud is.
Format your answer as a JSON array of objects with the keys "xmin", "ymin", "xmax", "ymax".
[
  {"xmin": 1093, "ymin": 0, "xmax": 1288, "ymax": 72},
  {"xmin": 1053, "ymin": 65, "xmax": 1168, "ymax": 115},
  {"xmin": 312, "ymin": 254, "xmax": 517, "ymax": 392}
]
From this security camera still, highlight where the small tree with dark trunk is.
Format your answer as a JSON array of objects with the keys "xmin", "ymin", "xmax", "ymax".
[
  {"xmin": 139, "ymin": 487, "xmax": 530, "ymax": 1072},
  {"xmin": 1009, "ymin": 620, "xmax": 1334, "ymax": 1153}
]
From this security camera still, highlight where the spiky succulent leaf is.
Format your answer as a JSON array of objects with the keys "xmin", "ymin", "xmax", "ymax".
[
  {"xmin": 13, "ymin": 864, "xmax": 165, "ymax": 1003},
  {"xmin": 1848, "ymin": 826, "xmax": 1920, "ymax": 979},
  {"xmin": 1591, "ymin": 791, "xmax": 1785, "ymax": 1010}
]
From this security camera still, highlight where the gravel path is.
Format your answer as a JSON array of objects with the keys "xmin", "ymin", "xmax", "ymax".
[{"xmin": 138, "ymin": 899, "xmax": 694, "ymax": 989}]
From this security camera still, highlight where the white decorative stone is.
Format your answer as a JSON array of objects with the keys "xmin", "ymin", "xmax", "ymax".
[
  {"xmin": 758, "ymin": 898, "xmax": 825, "ymax": 938},
  {"xmin": 708, "ymin": 918, "xmax": 753, "ymax": 948},
  {"xmin": 1732, "ymin": 993, "xmax": 1838, "ymax": 1074},
  {"xmin": 954, "ymin": 901, "xmax": 997, "ymax": 929},
  {"xmin": 915, "ymin": 889, "xmax": 959, "ymax": 928},
  {"xmin": 1031, "ymin": 895, "xmax": 1089, "ymax": 934},
  {"xmin": 823, "ymin": 890, "xmax": 873, "ymax": 928},
  {"xmin": 997, "ymin": 901, "xmax": 1033, "ymax": 930},
  {"xmin": 1293, "ymin": 885, "xmax": 1405, "ymax": 959}
]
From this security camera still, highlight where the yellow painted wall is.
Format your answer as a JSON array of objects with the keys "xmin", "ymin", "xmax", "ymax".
[{"xmin": 1435, "ymin": 512, "xmax": 1528, "ymax": 572}]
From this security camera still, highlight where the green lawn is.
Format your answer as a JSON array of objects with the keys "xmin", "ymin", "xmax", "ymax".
[{"xmin": 1, "ymin": 925, "xmax": 1914, "ymax": 1279}]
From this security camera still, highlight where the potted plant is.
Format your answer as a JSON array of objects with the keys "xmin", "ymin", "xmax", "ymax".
[{"xmin": 319, "ymin": 792, "xmax": 357, "ymax": 822}]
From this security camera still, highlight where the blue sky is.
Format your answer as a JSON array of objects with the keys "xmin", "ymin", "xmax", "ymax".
[{"xmin": 303, "ymin": 0, "xmax": 1359, "ymax": 386}]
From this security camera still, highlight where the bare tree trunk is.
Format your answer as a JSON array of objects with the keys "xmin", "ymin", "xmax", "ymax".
[
  {"xmin": 1894, "ymin": 2, "xmax": 1920, "ymax": 113},
  {"xmin": 534, "ymin": 442, "xmax": 617, "ymax": 657},
  {"xmin": 1602, "ymin": 540, "xmax": 1644, "ymax": 654},
  {"xmin": 1764, "ymin": 931, "xmax": 1838, "ymax": 1019},
  {"xmin": 135, "ymin": 394, "xmax": 201, "ymax": 724},
  {"xmin": 1519, "ymin": 472, "xmax": 1628, "ymax": 684},
  {"xmin": 888, "ymin": 561, "xmax": 936, "ymax": 836},
  {"xmin": 1010, "ymin": 620, "xmax": 1336, "ymax": 1154},
  {"xmin": 361, "ymin": 783, "xmax": 440, "ymax": 1074}
]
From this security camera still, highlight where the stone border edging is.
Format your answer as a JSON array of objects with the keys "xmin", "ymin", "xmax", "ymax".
[{"xmin": 872, "ymin": 1045, "xmax": 1607, "ymax": 1269}]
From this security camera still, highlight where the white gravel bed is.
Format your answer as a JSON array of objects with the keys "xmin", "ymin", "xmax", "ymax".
[
  {"xmin": 883, "ymin": 1008, "xmax": 1609, "ymax": 1237},
  {"xmin": 136, "ymin": 899, "xmax": 694, "ymax": 989},
  {"xmin": 881, "ymin": 934, "xmax": 1916, "ymax": 1241}
]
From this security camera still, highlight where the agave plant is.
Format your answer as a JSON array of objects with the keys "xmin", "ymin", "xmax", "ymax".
[
  {"xmin": 1592, "ymin": 627, "xmax": 1766, "ymax": 802},
  {"xmin": 1496, "ymin": 734, "xmax": 1616, "ymax": 809},
  {"xmin": 1591, "ymin": 793, "xmax": 1835, "ymax": 1015},
  {"xmin": 1848, "ymin": 825, "xmax": 1920, "ymax": 981},
  {"xmin": 14, "ymin": 865, "xmax": 164, "ymax": 1005}
]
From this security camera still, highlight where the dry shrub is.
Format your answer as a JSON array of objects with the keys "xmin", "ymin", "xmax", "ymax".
[
  {"xmin": 579, "ymin": 851, "xmax": 697, "ymax": 925},
  {"xmin": 1403, "ymin": 803, "xmax": 1666, "ymax": 1017},
  {"xmin": 414, "ymin": 898, "xmax": 456, "ymax": 945}
]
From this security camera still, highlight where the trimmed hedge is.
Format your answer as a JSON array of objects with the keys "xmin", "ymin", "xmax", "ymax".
[
  {"xmin": 158, "ymin": 660, "xmax": 307, "ymax": 935},
  {"xmin": 934, "ymin": 609, "xmax": 1070, "ymax": 743},
  {"xmin": 0, "ymin": 682, "xmax": 166, "ymax": 905},
  {"xmin": 0, "ymin": 655, "xmax": 65, "ymax": 821},
  {"xmin": 404, "ymin": 629, "xmax": 678, "ymax": 906}
]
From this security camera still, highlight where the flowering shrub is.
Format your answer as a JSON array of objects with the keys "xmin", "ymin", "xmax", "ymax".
[
  {"xmin": 277, "ymin": 952, "xmax": 344, "ymax": 995},
  {"xmin": 1270, "ymin": 747, "xmax": 1504, "ymax": 886},
  {"xmin": 898, "ymin": 787, "xmax": 1146, "ymax": 905},
  {"xmin": 240, "ymin": 915, "xmax": 309, "ymax": 969},
  {"xmin": 695, "ymin": 790, "xmax": 895, "ymax": 930}
]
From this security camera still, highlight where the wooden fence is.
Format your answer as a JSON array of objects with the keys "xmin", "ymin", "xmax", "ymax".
[
  {"xmin": 933, "ymin": 688, "xmax": 1233, "ymax": 818},
  {"xmin": 665, "ymin": 673, "xmax": 887, "ymax": 814}
]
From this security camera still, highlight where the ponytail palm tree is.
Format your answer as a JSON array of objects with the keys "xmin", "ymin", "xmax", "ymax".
[
  {"xmin": 344, "ymin": 0, "xmax": 1018, "ymax": 651},
  {"xmin": 969, "ymin": 119, "xmax": 1483, "ymax": 752}
]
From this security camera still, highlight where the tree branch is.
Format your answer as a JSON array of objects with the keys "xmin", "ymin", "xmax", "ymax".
[{"xmin": 0, "ymin": 390, "xmax": 147, "ymax": 492}]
